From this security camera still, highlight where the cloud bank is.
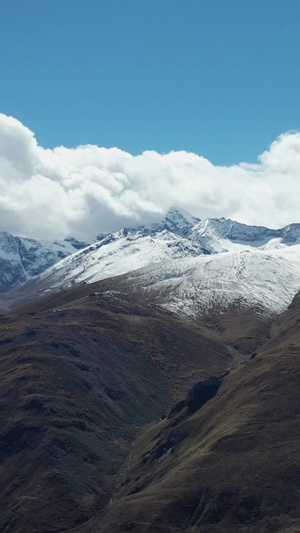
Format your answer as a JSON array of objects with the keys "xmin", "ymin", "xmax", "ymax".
[{"xmin": 0, "ymin": 113, "xmax": 300, "ymax": 240}]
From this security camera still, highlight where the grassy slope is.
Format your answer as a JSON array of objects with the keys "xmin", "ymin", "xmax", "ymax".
[
  {"xmin": 0, "ymin": 282, "xmax": 235, "ymax": 533},
  {"xmin": 81, "ymin": 295, "xmax": 300, "ymax": 533}
]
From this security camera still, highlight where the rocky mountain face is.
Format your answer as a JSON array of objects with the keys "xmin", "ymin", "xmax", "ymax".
[{"xmin": 0, "ymin": 231, "xmax": 89, "ymax": 292}]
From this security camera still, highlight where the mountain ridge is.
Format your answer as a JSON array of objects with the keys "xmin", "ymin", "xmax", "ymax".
[{"xmin": 3, "ymin": 207, "xmax": 300, "ymax": 319}]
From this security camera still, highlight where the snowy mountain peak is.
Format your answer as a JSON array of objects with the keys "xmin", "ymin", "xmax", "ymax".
[
  {"xmin": 93, "ymin": 208, "xmax": 201, "ymax": 243},
  {"xmin": 192, "ymin": 217, "xmax": 275, "ymax": 241},
  {"xmin": 192, "ymin": 217, "xmax": 235, "ymax": 238},
  {"xmin": 165, "ymin": 206, "xmax": 200, "ymax": 226},
  {"xmin": 190, "ymin": 217, "xmax": 300, "ymax": 253},
  {"xmin": 141, "ymin": 206, "xmax": 201, "ymax": 237}
]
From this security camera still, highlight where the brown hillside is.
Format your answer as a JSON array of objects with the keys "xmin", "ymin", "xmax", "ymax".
[
  {"xmin": 80, "ymin": 292, "xmax": 300, "ymax": 533},
  {"xmin": 0, "ymin": 282, "xmax": 239, "ymax": 533}
]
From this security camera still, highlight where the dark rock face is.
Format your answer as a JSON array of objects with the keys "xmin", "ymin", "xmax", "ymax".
[
  {"xmin": 151, "ymin": 428, "xmax": 191, "ymax": 461},
  {"xmin": 64, "ymin": 237, "xmax": 90, "ymax": 250},
  {"xmin": 169, "ymin": 376, "xmax": 222, "ymax": 417},
  {"xmin": 0, "ymin": 257, "xmax": 27, "ymax": 292},
  {"xmin": 187, "ymin": 377, "xmax": 221, "ymax": 415}
]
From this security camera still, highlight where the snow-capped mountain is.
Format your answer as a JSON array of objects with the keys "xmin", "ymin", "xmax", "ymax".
[
  {"xmin": 38, "ymin": 228, "xmax": 208, "ymax": 290},
  {"xmin": 9, "ymin": 208, "xmax": 296, "ymax": 318},
  {"xmin": 190, "ymin": 218, "xmax": 300, "ymax": 253},
  {"xmin": 3, "ymin": 207, "xmax": 300, "ymax": 318},
  {"xmin": 144, "ymin": 206, "xmax": 200, "ymax": 236},
  {"xmin": 122, "ymin": 250, "xmax": 300, "ymax": 317},
  {"xmin": 36, "ymin": 208, "xmax": 300, "ymax": 289},
  {"xmin": 0, "ymin": 232, "xmax": 89, "ymax": 292}
]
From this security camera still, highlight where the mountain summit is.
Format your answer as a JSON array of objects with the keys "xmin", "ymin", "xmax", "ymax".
[{"xmin": 146, "ymin": 206, "xmax": 201, "ymax": 236}]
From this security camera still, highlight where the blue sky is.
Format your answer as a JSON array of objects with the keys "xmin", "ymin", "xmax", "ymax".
[{"xmin": 1, "ymin": 0, "xmax": 300, "ymax": 165}]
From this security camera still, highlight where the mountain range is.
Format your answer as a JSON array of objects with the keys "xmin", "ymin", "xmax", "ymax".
[
  {"xmin": 1, "ymin": 207, "xmax": 300, "ymax": 532},
  {"xmin": 2, "ymin": 206, "xmax": 300, "ymax": 318}
]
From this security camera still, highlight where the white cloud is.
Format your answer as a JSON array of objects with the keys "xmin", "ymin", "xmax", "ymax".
[{"xmin": 0, "ymin": 113, "xmax": 300, "ymax": 240}]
